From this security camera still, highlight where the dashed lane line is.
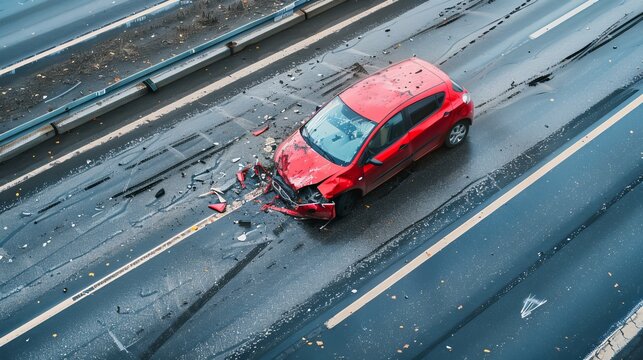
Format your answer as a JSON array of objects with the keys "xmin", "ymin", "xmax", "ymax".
[{"xmin": 529, "ymin": 0, "xmax": 599, "ymax": 40}]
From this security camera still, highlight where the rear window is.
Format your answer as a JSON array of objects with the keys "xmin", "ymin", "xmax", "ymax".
[
  {"xmin": 452, "ymin": 80, "xmax": 464, "ymax": 92},
  {"xmin": 405, "ymin": 92, "xmax": 445, "ymax": 126}
]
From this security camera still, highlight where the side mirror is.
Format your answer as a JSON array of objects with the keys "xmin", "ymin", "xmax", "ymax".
[{"xmin": 367, "ymin": 157, "xmax": 383, "ymax": 166}]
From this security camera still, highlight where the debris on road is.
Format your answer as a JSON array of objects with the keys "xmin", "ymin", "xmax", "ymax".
[
  {"xmin": 234, "ymin": 220, "xmax": 252, "ymax": 228},
  {"xmin": 208, "ymin": 203, "xmax": 227, "ymax": 213},
  {"xmin": 252, "ymin": 125, "xmax": 269, "ymax": 136},
  {"xmin": 154, "ymin": 188, "xmax": 165, "ymax": 198},
  {"xmin": 237, "ymin": 166, "xmax": 251, "ymax": 189}
]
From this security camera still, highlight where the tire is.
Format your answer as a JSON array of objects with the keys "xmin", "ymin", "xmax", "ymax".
[
  {"xmin": 444, "ymin": 120, "xmax": 469, "ymax": 148},
  {"xmin": 334, "ymin": 191, "xmax": 359, "ymax": 218}
]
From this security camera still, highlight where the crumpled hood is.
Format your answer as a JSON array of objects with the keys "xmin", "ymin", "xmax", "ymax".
[{"xmin": 274, "ymin": 130, "xmax": 344, "ymax": 191}]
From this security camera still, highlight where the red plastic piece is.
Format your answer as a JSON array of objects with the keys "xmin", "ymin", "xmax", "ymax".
[
  {"xmin": 236, "ymin": 166, "xmax": 250, "ymax": 189},
  {"xmin": 208, "ymin": 203, "xmax": 227, "ymax": 213},
  {"xmin": 252, "ymin": 125, "xmax": 269, "ymax": 136},
  {"xmin": 262, "ymin": 202, "xmax": 335, "ymax": 220}
]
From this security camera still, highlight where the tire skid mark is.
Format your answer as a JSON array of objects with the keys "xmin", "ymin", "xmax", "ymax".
[
  {"xmin": 140, "ymin": 241, "xmax": 270, "ymax": 359},
  {"xmin": 437, "ymin": 0, "xmax": 537, "ymax": 65},
  {"xmin": 476, "ymin": 12, "xmax": 643, "ymax": 112},
  {"xmin": 111, "ymin": 136, "xmax": 239, "ymax": 199}
]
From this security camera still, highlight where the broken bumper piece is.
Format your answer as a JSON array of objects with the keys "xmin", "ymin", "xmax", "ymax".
[
  {"xmin": 263, "ymin": 170, "xmax": 336, "ymax": 220},
  {"xmin": 263, "ymin": 202, "xmax": 336, "ymax": 220}
]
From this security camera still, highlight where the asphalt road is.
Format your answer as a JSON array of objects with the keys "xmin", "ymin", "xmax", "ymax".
[
  {"xmin": 0, "ymin": 0, "xmax": 163, "ymax": 70},
  {"xmin": 0, "ymin": 0, "xmax": 642, "ymax": 358},
  {"xmin": 263, "ymin": 89, "xmax": 643, "ymax": 359}
]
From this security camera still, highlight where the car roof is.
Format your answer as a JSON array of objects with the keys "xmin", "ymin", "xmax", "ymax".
[{"xmin": 339, "ymin": 58, "xmax": 447, "ymax": 123}]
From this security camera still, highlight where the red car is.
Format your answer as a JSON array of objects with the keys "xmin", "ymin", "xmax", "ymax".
[{"xmin": 270, "ymin": 58, "xmax": 474, "ymax": 220}]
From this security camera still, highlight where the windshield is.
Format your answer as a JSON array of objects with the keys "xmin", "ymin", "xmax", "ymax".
[{"xmin": 301, "ymin": 97, "xmax": 376, "ymax": 166}]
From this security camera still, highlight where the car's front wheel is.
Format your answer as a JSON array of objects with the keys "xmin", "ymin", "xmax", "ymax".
[
  {"xmin": 445, "ymin": 120, "xmax": 469, "ymax": 148},
  {"xmin": 334, "ymin": 191, "xmax": 359, "ymax": 218}
]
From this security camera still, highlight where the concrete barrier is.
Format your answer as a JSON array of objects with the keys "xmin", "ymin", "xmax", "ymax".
[
  {"xmin": 148, "ymin": 46, "xmax": 232, "ymax": 89},
  {"xmin": 1, "ymin": 0, "xmax": 353, "ymax": 164},
  {"xmin": 53, "ymin": 84, "xmax": 148, "ymax": 134},
  {"xmin": 301, "ymin": 0, "xmax": 347, "ymax": 18},
  {"xmin": 0, "ymin": 124, "xmax": 56, "ymax": 163},
  {"xmin": 230, "ymin": 10, "xmax": 306, "ymax": 54}
]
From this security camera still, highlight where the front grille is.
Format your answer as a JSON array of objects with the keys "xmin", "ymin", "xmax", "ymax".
[{"xmin": 272, "ymin": 172, "xmax": 297, "ymax": 206}]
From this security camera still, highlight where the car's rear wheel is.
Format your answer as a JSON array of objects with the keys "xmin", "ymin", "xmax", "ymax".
[
  {"xmin": 334, "ymin": 191, "xmax": 359, "ymax": 218},
  {"xmin": 445, "ymin": 120, "xmax": 469, "ymax": 148}
]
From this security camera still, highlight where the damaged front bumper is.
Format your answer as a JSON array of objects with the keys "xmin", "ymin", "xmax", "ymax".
[{"xmin": 267, "ymin": 171, "xmax": 336, "ymax": 220}]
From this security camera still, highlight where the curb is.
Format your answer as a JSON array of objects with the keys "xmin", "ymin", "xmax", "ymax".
[
  {"xmin": 53, "ymin": 84, "xmax": 148, "ymax": 134},
  {"xmin": 0, "ymin": 124, "xmax": 56, "ymax": 163},
  {"xmin": 0, "ymin": 0, "xmax": 347, "ymax": 164},
  {"xmin": 230, "ymin": 10, "xmax": 306, "ymax": 54},
  {"xmin": 585, "ymin": 301, "xmax": 643, "ymax": 360}
]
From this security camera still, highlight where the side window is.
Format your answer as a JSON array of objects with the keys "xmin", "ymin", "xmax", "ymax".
[
  {"xmin": 405, "ymin": 92, "xmax": 445, "ymax": 126},
  {"xmin": 366, "ymin": 113, "xmax": 408, "ymax": 156}
]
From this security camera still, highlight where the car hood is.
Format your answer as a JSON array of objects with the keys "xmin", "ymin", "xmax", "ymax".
[{"xmin": 274, "ymin": 130, "xmax": 344, "ymax": 191}]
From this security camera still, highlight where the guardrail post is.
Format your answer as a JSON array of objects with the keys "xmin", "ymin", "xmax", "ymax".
[{"xmin": 143, "ymin": 79, "xmax": 159, "ymax": 92}]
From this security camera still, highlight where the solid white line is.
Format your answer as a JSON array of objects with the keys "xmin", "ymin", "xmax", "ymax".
[
  {"xmin": 0, "ymin": 0, "xmax": 180, "ymax": 77},
  {"xmin": 529, "ymin": 0, "xmax": 599, "ymax": 40},
  {"xmin": 0, "ymin": 0, "xmax": 399, "ymax": 194},
  {"xmin": 325, "ymin": 93, "xmax": 643, "ymax": 329},
  {"xmin": 0, "ymin": 188, "xmax": 264, "ymax": 347}
]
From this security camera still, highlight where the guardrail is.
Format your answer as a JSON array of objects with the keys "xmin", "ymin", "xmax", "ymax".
[{"xmin": 0, "ymin": 0, "xmax": 318, "ymax": 148}]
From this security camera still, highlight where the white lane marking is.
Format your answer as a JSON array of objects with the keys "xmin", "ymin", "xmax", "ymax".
[
  {"xmin": 0, "ymin": 0, "xmax": 399, "ymax": 194},
  {"xmin": 0, "ymin": 188, "xmax": 263, "ymax": 347},
  {"xmin": 0, "ymin": 0, "xmax": 180, "ymax": 77},
  {"xmin": 326, "ymin": 93, "xmax": 643, "ymax": 329},
  {"xmin": 529, "ymin": 0, "xmax": 599, "ymax": 40}
]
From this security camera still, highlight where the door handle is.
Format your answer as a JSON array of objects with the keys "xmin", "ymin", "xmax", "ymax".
[
  {"xmin": 399, "ymin": 143, "xmax": 408, "ymax": 150},
  {"xmin": 443, "ymin": 111, "xmax": 451, "ymax": 117}
]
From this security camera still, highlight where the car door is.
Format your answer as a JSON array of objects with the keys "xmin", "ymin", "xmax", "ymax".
[
  {"xmin": 361, "ymin": 112, "xmax": 413, "ymax": 193},
  {"xmin": 405, "ymin": 88, "xmax": 449, "ymax": 161}
]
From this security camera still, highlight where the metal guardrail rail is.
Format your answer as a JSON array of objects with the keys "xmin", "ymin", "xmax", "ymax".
[{"xmin": 0, "ymin": 0, "xmax": 315, "ymax": 147}]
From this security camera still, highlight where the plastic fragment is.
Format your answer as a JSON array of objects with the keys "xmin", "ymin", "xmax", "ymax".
[
  {"xmin": 236, "ymin": 166, "xmax": 250, "ymax": 189},
  {"xmin": 155, "ymin": 188, "xmax": 165, "ymax": 198},
  {"xmin": 208, "ymin": 203, "xmax": 227, "ymax": 213},
  {"xmin": 234, "ymin": 220, "xmax": 252, "ymax": 228},
  {"xmin": 252, "ymin": 125, "xmax": 269, "ymax": 136}
]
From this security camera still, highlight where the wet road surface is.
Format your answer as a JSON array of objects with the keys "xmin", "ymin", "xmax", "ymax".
[
  {"xmin": 0, "ymin": 0, "xmax": 642, "ymax": 358},
  {"xmin": 0, "ymin": 0, "xmax": 164, "ymax": 70},
  {"xmin": 262, "ymin": 90, "xmax": 643, "ymax": 359}
]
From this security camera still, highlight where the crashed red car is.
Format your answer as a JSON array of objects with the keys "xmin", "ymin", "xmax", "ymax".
[{"xmin": 271, "ymin": 58, "xmax": 474, "ymax": 219}]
